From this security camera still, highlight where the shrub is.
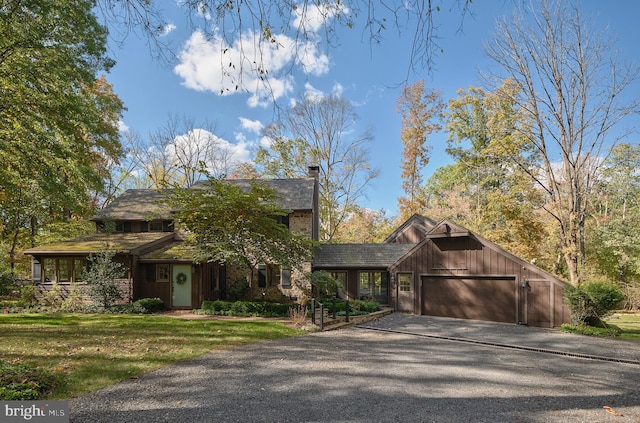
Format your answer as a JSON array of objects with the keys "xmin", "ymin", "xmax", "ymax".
[
  {"xmin": 564, "ymin": 281, "xmax": 625, "ymax": 326},
  {"xmin": 0, "ymin": 271, "xmax": 15, "ymax": 296},
  {"xmin": 0, "ymin": 361, "xmax": 57, "ymax": 400},
  {"xmin": 199, "ymin": 300, "xmax": 292, "ymax": 317},
  {"xmin": 82, "ymin": 250, "xmax": 126, "ymax": 308},
  {"xmin": 60, "ymin": 285, "xmax": 86, "ymax": 312},
  {"xmin": 19, "ymin": 285, "xmax": 38, "ymax": 307},
  {"xmin": 134, "ymin": 297, "xmax": 165, "ymax": 313},
  {"xmin": 226, "ymin": 278, "xmax": 250, "ymax": 302},
  {"xmin": 308, "ymin": 271, "xmax": 339, "ymax": 298},
  {"xmin": 560, "ymin": 322, "xmax": 621, "ymax": 337},
  {"xmin": 41, "ymin": 284, "xmax": 65, "ymax": 309}
]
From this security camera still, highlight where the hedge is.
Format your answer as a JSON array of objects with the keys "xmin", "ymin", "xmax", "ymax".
[{"xmin": 200, "ymin": 300, "xmax": 292, "ymax": 317}]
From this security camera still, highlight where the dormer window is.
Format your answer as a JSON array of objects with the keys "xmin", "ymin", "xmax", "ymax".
[{"xmin": 114, "ymin": 222, "xmax": 125, "ymax": 232}]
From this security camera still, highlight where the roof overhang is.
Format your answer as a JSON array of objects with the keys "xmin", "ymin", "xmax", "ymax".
[{"xmin": 24, "ymin": 232, "xmax": 176, "ymax": 256}]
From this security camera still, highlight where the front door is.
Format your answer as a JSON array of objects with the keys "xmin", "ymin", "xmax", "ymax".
[{"xmin": 172, "ymin": 264, "xmax": 192, "ymax": 308}]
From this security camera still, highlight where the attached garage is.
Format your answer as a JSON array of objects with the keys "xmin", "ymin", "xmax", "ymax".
[
  {"xmin": 421, "ymin": 276, "xmax": 517, "ymax": 323},
  {"xmin": 388, "ymin": 217, "xmax": 572, "ymax": 328},
  {"xmin": 312, "ymin": 215, "xmax": 572, "ymax": 328}
]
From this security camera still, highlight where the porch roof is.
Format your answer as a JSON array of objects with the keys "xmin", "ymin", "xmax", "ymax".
[
  {"xmin": 24, "ymin": 232, "xmax": 175, "ymax": 256},
  {"xmin": 139, "ymin": 239, "xmax": 195, "ymax": 261},
  {"xmin": 313, "ymin": 243, "xmax": 417, "ymax": 268}
]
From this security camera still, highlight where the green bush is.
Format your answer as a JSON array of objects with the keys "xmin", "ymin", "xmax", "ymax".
[
  {"xmin": 19, "ymin": 285, "xmax": 38, "ymax": 307},
  {"xmin": 564, "ymin": 281, "xmax": 625, "ymax": 326},
  {"xmin": 560, "ymin": 322, "xmax": 621, "ymax": 337},
  {"xmin": 318, "ymin": 299, "xmax": 381, "ymax": 315},
  {"xmin": 0, "ymin": 361, "xmax": 57, "ymax": 400},
  {"xmin": 226, "ymin": 278, "xmax": 250, "ymax": 302},
  {"xmin": 200, "ymin": 300, "xmax": 292, "ymax": 317},
  {"xmin": 0, "ymin": 272, "xmax": 15, "ymax": 296},
  {"xmin": 134, "ymin": 297, "xmax": 165, "ymax": 313}
]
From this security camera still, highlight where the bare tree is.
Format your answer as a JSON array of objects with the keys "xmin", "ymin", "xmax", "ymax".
[
  {"xmin": 256, "ymin": 90, "xmax": 379, "ymax": 241},
  {"xmin": 125, "ymin": 115, "xmax": 239, "ymax": 188},
  {"xmin": 485, "ymin": 0, "xmax": 639, "ymax": 285}
]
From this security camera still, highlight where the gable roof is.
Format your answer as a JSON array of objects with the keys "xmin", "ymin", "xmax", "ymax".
[
  {"xmin": 92, "ymin": 189, "xmax": 171, "ymax": 221},
  {"xmin": 383, "ymin": 214, "xmax": 437, "ymax": 244},
  {"xmin": 313, "ymin": 243, "xmax": 417, "ymax": 268},
  {"xmin": 94, "ymin": 178, "xmax": 316, "ymax": 222},
  {"xmin": 217, "ymin": 178, "xmax": 316, "ymax": 211},
  {"xmin": 396, "ymin": 218, "xmax": 568, "ymax": 285}
]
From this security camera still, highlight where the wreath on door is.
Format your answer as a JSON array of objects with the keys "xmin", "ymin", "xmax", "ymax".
[{"xmin": 176, "ymin": 272, "xmax": 187, "ymax": 285}]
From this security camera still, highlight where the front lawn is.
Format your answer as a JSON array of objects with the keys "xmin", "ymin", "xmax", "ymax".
[
  {"xmin": 0, "ymin": 313, "xmax": 304, "ymax": 399},
  {"xmin": 604, "ymin": 312, "xmax": 640, "ymax": 341}
]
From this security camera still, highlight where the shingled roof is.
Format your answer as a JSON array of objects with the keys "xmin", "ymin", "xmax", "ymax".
[
  {"xmin": 24, "ymin": 232, "xmax": 176, "ymax": 255},
  {"xmin": 93, "ymin": 177, "xmax": 316, "ymax": 221},
  {"xmin": 92, "ymin": 189, "xmax": 171, "ymax": 221},
  {"xmin": 192, "ymin": 178, "xmax": 316, "ymax": 211},
  {"xmin": 313, "ymin": 243, "xmax": 417, "ymax": 268}
]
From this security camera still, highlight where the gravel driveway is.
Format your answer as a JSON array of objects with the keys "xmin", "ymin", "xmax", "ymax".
[{"xmin": 70, "ymin": 314, "xmax": 640, "ymax": 423}]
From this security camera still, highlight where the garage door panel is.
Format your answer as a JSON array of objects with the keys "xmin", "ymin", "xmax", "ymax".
[{"xmin": 422, "ymin": 277, "xmax": 516, "ymax": 323}]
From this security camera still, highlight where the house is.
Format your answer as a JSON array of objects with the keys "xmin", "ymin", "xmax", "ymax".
[
  {"xmin": 24, "ymin": 167, "xmax": 321, "ymax": 309},
  {"xmin": 313, "ymin": 215, "xmax": 572, "ymax": 328},
  {"xmin": 25, "ymin": 168, "xmax": 571, "ymax": 327}
]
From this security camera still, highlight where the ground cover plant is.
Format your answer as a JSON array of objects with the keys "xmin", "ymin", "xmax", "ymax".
[
  {"xmin": 0, "ymin": 313, "xmax": 304, "ymax": 399},
  {"xmin": 562, "ymin": 313, "xmax": 640, "ymax": 341}
]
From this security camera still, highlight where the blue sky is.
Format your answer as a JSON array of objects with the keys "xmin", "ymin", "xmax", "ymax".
[{"xmin": 104, "ymin": 1, "xmax": 640, "ymax": 217}]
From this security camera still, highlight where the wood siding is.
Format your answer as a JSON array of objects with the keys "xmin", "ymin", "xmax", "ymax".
[{"xmin": 390, "ymin": 235, "xmax": 571, "ymax": 327}]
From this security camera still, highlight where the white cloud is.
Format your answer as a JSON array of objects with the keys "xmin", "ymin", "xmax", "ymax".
[
  {"xmin": 174, "ymin": 21, "xmax": 332, "ymax": 107},
  {"xmin": 169, "ymin": 128, "xmax": 252, "ymax": 174},
  {"xmin": 161, "ymin": 23, "xmax": 176, "ymax": 36},
  {"xmin": 291, "ymin": 2, "xmax": 349, "ymax": 33},
  {"xmin": 239, "ymin": 117, "xmax": 263, "ymax": 134},
  {"xmin": 174, "ymin": 30, "xmax": 299, "ymax": 107},
  {"xmin": 118, "ymin": 120, "xmax": 129, "ymax": 132},
  {"xmin": 303, "ymin": 82, "xmax": 344, "ymax": 102}
]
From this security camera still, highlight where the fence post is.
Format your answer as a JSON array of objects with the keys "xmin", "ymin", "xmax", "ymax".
[
  {"xmin": 332, "ymin": 296, "xmax": 337, "ymax": 320},
  {"xmin": 319, "ymin": 302, "xmax": 324, "ymax": 331},
  {"xmin": 345, "ymin": 300, "xmax": 349, "ymax": 323},
  {"xmin": 311, "ymin": 298, "xmax": 315, "ymax": 325}
]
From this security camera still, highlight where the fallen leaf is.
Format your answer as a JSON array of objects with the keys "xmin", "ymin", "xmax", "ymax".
[{"xmin": 603, "ymin": 406, "xmax": 624, "ymax": 416}]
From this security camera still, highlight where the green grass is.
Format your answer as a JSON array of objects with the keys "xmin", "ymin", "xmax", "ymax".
[
  {"xmin": 0, "ymin": 313, "xmax": 304, "ymax": 399},
  {"xmin": 562, "ymin": 313, "xmax": 640, "ymax": 340},
  {"xmin": 604, "ymin": 313, "xmax": 640, "ymax": 341}
]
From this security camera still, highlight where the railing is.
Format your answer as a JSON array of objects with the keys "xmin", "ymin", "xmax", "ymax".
[{"xmin": 310, "ymin": 296, "xmax": 349, "ymax": 331}]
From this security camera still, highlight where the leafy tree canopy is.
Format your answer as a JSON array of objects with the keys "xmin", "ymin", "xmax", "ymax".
[{"xmin": 166, "ymin": 175, "xmax": 316, "ymax": 275}]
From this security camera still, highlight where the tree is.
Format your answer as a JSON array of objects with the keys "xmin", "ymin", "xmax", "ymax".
[
  {"xmin": 589, "ymin": 143, "xmax": 640, "ymax": 308},
  {"xmin": 484, "ymin": 1, "xmax": 639, "ymax": 285},
  {"xmin": 100, "ymin": 0, "xmax": 474, "ymax": 79},
  {"xmin": 121, "ymin": 116, "xmax": 241, "ymax": 190},
  {"xmin": 0, "ymin": 1, "xmax": 124, "ymax": 276},
  {"xmin": 166, "ymin": 175, "xmax": 315, "ymax": 294},
  {"xmin": 332, "ymin": 208, "xmax": 395, "ymax": 243},
  {"xmin": 440, "ymin": 80, "xmax": 546, "ymax": 261},
  {"xmin": 256, "ymin": 90, "xmax": 379, "ymax": 241},
  {"xmin": 395, "ymin": 81, "xmax": 444, "ymax": 221},
  {"xmin": 83, "ymin": 249, "xmax": 126, "ymax": 309}
]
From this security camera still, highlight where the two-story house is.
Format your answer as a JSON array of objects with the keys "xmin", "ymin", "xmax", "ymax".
[{"xmin": 25, "ymin": 167, "xmax": 320, "ymax": 309}]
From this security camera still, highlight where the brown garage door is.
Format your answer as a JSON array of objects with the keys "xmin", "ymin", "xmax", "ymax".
[{"xmin": 421, "ymin": 276, "xmax": 517, "ymax": 323}]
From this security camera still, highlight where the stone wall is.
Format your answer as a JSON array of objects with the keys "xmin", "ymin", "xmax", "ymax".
[{"xmin": 35, "ymin": 279, "xmax": 132, "ymax": 307}]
